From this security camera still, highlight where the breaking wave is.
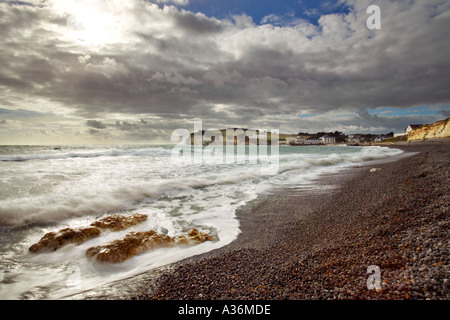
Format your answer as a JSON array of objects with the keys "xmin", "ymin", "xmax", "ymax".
[
  {"xmin": 0, "ymin": 145, "xmax": 403, "ymax": 228},
  {"xmin": 0, "ymin": 147, "xmax": 172, "ymax": 162}
]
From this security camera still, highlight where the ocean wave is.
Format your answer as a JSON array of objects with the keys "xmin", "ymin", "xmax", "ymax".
[
  {"xmin": 0, "ymin": 147, "xmax": 172, "ymax": 162},
  {"xmin": 0, "ymin": 167, "xmax": 266, "ymax": 227},
  {"xmin": 0, "ymin": 146, "xmax": 402, "ymax": 227}
]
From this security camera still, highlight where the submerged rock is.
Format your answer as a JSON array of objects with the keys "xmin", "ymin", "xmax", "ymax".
[
  {"xmin": 176, "ymin": 228, "xmax": 213, "ymax": 245},
  {"xmin": 86, "ymin": 228, "xmax": 213, "ymax": 263},
  {"xmin": 29, "ymin": 213, "xmax": 147, "ymax": 253},
  {"xmin": 29, "ymin": 227, "xmax": 101, "ymax": 253},
  {"xmin": 90, "ymin": 213, "xmax": 148, "ymax": 231},
  {"xmin": 86, "ymin": 230, "xmax": 175, "ymax": 263}
]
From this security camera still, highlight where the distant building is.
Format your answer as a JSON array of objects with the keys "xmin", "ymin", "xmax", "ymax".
[
  {"xmin": 289, "ymin": 135, "xmax": 336, "ymax": 145},
  {"xmin": 320, "ymin": 135, "xmax": 336, "ymax": 144},
  {"xmin": 394, "ymin": 133, "xmax": 408, "ymax": 138},
  {"xmin": 404, "ymin": 124, "xmax": 422, "ymax": 133},
  {"xmin": 289, "ymin": 136, "xmax": 305, "ymax": 145},
  {"xmin": 347, "ymin": 134, "xmax": 360, "ymax": 145},
  {"xmin": 305, "ymin": 137, "xmax": 323, "ymax": 145}
]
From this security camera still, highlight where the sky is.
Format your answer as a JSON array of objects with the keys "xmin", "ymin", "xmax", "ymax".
[{"xmin": 0, "ymin": 0, "xmax": 449, "ymax": 144}]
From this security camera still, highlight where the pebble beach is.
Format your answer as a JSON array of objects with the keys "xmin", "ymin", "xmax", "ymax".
[{"xmin": 129, "ymin": 139, "xmax": 449, "ymax": 300}]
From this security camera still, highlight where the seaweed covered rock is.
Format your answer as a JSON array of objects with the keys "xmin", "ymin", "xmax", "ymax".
[
  {"xmin": 87, "ymin": 228, "xmax": 213, "ymax": 263},
  {"xmin": 29, "ymin": 227, "xmax": 101, "ymax": 253},
  {"xmin": 175, "ymin": 228, "xmax": 213, "ymax": 245},
  {"xmin": 86, "ymin": 230, "xmax": 175, "ymax": 263},
  {"xmin": 29, "ymin": 213, "xmax": 147, "ymax": 253},
  {"xmin": 90, "ymin": 213, "xmax": 148, "ymax": 231}
]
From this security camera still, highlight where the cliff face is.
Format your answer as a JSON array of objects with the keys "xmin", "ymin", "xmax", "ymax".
[{"xmin": 408, "ymin": 118, "xmax": 450, "ymax": 141}]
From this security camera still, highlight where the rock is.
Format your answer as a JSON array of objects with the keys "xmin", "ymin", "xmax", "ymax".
[
  {"xmin": 175, "ymin": 235, "xmax": 190, "ymax": 245},
  {"xmin": 87, "ymin": 228, "xmax": 213, "ymax": 263},
  {"xmin": 86, "ymin": 230, "xmax": 175, "ymax": 263},
  {"xmin": 370, "ymin": 168, "xmax": 381, "ymax": 172},
  {"xmin": 431, "ymin": 279, "xmax": 440, "ymax": 286},
  {"xmin": 29, "ymin": 213, "xmax": 147, "ymax": 254},
  {"xmin": 176, "ymin": 228, "xmax": 213, "ymax": 245},
  {"xmin": 29, "ymin": 227, "xmax": 101, "ymax": 253},
  {"xmin": 90, "ymin": 213, "xmax": 148, "ymax": 231},
  {"xmin": 188, "ymin": 228, "xmax": 212, "ymax": 242}
]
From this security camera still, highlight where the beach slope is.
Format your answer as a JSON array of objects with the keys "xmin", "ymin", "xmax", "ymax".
[{"xmin": 133, "ymin": 139, "xmax": 449, "ymax": 300}]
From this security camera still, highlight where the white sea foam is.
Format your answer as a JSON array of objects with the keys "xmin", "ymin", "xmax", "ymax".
[{"xmin": 0, "ymin": 147, "xmax": 172, "ymax": 162}]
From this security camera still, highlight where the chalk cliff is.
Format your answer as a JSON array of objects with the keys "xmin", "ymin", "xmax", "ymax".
[{"xmin": 407, "ymin": 118, "xmax": 450, "ymax": 141}]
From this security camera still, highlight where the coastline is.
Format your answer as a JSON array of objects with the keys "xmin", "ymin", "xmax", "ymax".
[{"xmin": 74, "ymin": 139, "xmax": 449, "ymax": 300}]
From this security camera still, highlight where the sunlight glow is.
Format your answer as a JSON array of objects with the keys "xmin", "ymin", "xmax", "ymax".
[{"xmin": 55, "ymin": 0, "xmax": 121, "ymax": 46}]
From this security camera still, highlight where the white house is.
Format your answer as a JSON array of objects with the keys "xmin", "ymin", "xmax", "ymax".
[
  {"xmin": 289, "ymin": 136, "xmax": 306, "ymax": 145},
  {"xmin": 305, "ymin": 137, "xmax": 323, "ymax": 145},
  {"xmin": 347, "ymin": 134, "xmax": 360, "ymax": 145},
  {"xmin": 320, "ymin": 135, "xmax": 336, "ymax": 145},
  {"xmin": 404, "ymin": 124, "xmax": 422, "ymax": 133},
  {"xmin": 394, "ymin": 132, "xmax": 408, "ymax": 138}
]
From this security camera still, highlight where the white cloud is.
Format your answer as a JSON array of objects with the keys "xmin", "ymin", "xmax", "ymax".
[
  {"xmin": 77, "ymin": 55, "xmax": 91, "ymax": 64},
  {"xmin": 154, "ymin": 0, "xmax": 189, "ymax": 6},
  {"xmin": 0, "ymin": 0, "xmax": 449, "ymax": 143},
  {"xmin": 83, "ymin": 57, "xmax": 129, "ymax": 78}
]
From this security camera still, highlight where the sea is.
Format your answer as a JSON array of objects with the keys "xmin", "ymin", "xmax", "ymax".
[{"xmin": 0, "ymin": 144, "xmax": 403, "ymax": 299}]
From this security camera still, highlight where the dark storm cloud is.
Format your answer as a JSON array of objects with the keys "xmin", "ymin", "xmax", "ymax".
[
  {"xmin": 441, "ymin": 109, "xmax": 450, "ymax": 118},
  {"xmin": 350, "ymin": 110, "xmax": 438, "ymax": 132},
  {"xmin": 172, "ymin": 10, "xmax": 225, "ymax": 34},
  {"xmin": 115, "ymin": 121, "xmax": 135, "ymax": 131},
  {"xmin": 87, "ymin": 128, "xmax": 100, "ymax": 135},
  {"xmin": 86, "ymin": 120, "xmax": 107, "ymax": 129},
  {"xmin": 1, "ymin": 0, "xmax": 450, "ymax": 141}
]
